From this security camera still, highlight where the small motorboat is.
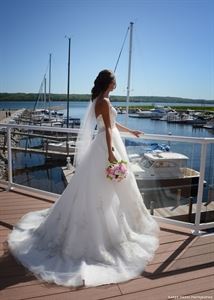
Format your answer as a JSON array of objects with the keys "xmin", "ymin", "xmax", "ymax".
[{"xmin": 129, "ymin": 151, "xmax": 206, "ymax": 198}]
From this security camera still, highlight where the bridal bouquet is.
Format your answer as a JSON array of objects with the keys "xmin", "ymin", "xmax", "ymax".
[{"xmin": 106, "ymin": 160, "xmax": 128, "ymax": 182}]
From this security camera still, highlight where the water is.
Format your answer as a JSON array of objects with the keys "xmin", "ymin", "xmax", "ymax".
[
  {"xmin": 2, "ymin": 101, "xmax": 214, "ymax": 195},
  {"xmin": 13, "ymin": 138, "xmax": 67, "ymax": 194},
  {"xmin": 0, "ymin": 100, "xmax": 213, "ymax": 111}
]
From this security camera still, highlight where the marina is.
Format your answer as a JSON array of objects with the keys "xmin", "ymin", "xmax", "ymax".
[{"xmin": 0, "ymin": 103, "xmax": 213, "ymax": 196}]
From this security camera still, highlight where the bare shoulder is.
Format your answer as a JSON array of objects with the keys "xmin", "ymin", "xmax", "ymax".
[
  {"xmin": 102, "ymin": 98, "xmax": 110, "ymax": 109},
  {"xmin": 95, "ymin": 97, "xmax": 110, "ymax": 118},
  {"xmin": 96, "ymin": 97, "xmax": 110, "ymax": 110}
]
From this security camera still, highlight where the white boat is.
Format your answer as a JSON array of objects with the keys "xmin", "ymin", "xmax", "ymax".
[
  {"xmin": 167, "ymin": 111, "xmax": 180, "ymax": 122},
  {"xmin": 150, "ymin": 106, "xmax": 169, "ymax": 119},
  {"xmin": 129, "ymin": 151, "xmax": 205, "ymax": 197},
  {"xmin": 30, "ymin": 109, "xmax": 44, "ymax": 122},
  {"xmin": 8, "ymin": 119, "xmax": 17, "ymax": 124},
  {"xmin": 136, "ymin": 110, "xmax": 153, "ymax": 118},
  {"xmin": 159, "ymin": 115, "xmax": 168, "ymax": 121},
  {"xmin": 167, "ymin": 112, "xmax": 196, "ymax": 124},
  {"xmin": 133, "ymin": 106, "xmax": 171, "ymax": 119},
  {"xmin": 31, "ymin": 109, "xmax": 64, "ymax": 125},
  {"xmin": 47, "ymin": 140, "xmax": 76, "ymax": 153},
  {"xmin": 115, "ymin": 107, "xmax": 126, "ymax": 114},
  {"xmin": 203, "ymin": 118, "xmax": 214, "ymax": 129}
]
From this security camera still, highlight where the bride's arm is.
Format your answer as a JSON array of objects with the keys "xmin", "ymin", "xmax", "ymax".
[
  {"xmin": 101, "ymin": 100, "xmax": 117, "ymax": 162},
  {"xmin": 116, "ymin": 121, "xmax": 144, "ymax": 137}
]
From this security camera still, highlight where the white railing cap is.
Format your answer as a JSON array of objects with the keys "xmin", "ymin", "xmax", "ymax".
[{"xmin": 0, "ymin": 123, "xmax": 214, "ymax": 144}]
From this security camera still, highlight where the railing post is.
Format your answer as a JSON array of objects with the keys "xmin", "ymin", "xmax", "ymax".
[
  {"xmin": 6, "ymin": 127, "xmax": 13, "ymax": 191},
  {"xmin": 188, "ymin": 196, "xmax": 193, "ymax": 222},
  {"xmin": 192, "ymin": 142, "xmax": 207, "ymax": 235}
]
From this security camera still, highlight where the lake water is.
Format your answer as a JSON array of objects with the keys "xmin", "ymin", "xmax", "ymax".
[{"xmin": 0, "ymin": 100, "xmax": 214, "ymax": 111}]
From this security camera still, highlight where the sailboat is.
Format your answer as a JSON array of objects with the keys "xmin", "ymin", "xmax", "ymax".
[
  {"xmin": 113, "ymin": 22, "xmax": 134, "ymax": 126},
  {"xmin": 46, "ymin": 38, "xmax": 79, "ymax": 155},
  {"xmin": 31, "ymin": 54, "xmax": 65, "ymax": 126}
]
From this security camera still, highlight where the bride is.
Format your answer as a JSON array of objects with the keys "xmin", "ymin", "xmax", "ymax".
[{"xmin": 7, "ymin": 69, "xmax": 160, "ymax": 287}]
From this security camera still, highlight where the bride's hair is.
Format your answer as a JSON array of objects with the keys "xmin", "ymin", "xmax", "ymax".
[{"xmin": 91, "ymin": 69, "xmax": 115, "ymax": 100}]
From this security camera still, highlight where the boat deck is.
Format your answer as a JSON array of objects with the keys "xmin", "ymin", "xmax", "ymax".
[{"xmin": 0, "ymin": 187, "xmax": 214, "ymax": 299}]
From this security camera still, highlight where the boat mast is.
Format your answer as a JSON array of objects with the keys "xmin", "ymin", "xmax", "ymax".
[
  {"xmin": 44, "ymin": 75, "xmax": 47, "ymax": 110},
  {"xmin": 126, "ymin": 21, "xmax": 134, "ymax": 126},
  {"xmin": 48, "ymin": 53, "xmax": 52, "ymax": 120},
  {"xmin": 65, "ymin": 36, "xmax": 71, "ymax": 156},
  {"xmin": 66, "ymin": 36, "xmax": 71, "ymax": 128}
]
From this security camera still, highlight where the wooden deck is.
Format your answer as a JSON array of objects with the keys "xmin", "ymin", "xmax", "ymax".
[{"xmin": 0, "ymin": 187, "xmax": 214, "ymax": 299}]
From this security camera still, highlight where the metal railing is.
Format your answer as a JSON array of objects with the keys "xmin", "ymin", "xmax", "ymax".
[{"xmin": 1, "ymin": 123, "xmax": 214, "ymax": 236}]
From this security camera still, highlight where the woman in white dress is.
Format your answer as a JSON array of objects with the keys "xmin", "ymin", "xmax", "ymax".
[{"xmin": 7, "ymin": 69, "xmax": 160, "ymax": 287}]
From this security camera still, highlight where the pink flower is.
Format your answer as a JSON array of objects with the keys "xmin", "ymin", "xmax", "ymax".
[{"xmin": 105, "ymin": 160, "xmax": 128, "ymax": 182}]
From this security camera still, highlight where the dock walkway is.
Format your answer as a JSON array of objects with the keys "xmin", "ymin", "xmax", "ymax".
[{"xmin": 0, "ymin": 109, "xmax": 25, "ymax": 124}]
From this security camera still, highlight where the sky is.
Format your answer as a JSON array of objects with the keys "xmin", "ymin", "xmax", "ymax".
[{"xmin": 0, "ymin": 0, "xmax": 214, "ymax": 100}]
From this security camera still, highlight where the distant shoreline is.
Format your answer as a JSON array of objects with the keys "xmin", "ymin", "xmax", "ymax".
[
  {"xmin": 0, "ymin": 93, "xmax": 214, "ymax": 104},
  {"xmin": 0, "ymin": 106, "xmax": 213, "ymax": 112}
]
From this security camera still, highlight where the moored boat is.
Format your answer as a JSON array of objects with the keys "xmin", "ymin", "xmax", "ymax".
[{"xmin": 129, "ymin": 151, "xmax": 206, "ymax": 198}]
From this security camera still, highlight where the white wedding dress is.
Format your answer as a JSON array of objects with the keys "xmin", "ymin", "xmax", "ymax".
[{"xmin": 7, "ymin": 101, "xmax": 160, "ymax": 287}]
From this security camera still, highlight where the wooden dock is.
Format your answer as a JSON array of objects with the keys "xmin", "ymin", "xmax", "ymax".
[
  {"xmin": 0, "ymin": 187, "xmax": 214, "ymax": 299},
  {"xmin": 0, "ymin": 109, "xmax": 26, "ymax": 124},
  {"xmin": 0, "ymin": 146, "xmax": 76, "ymax": 157}
]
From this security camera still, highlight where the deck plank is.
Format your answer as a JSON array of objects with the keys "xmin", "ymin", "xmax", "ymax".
[
  {"xmin": 0, "ymin": 284, "xmax": 121, "ymax": 300},
  {"xmin": 118, "ymin": 267, "xmax": 214, "ymax": 293},
  {"xmin": 110, "ymin": 276, "xmax": 214, "ymax": 299}
]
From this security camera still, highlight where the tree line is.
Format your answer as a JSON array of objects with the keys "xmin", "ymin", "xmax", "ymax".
[{"xmin": 0, "ymin": 93, "xmax": 214, "ymax": 104}]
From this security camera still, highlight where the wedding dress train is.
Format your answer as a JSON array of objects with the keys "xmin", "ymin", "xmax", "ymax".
[{"xmin": 7, "ymin": 101, "xmax": 160, "ymax": 287}]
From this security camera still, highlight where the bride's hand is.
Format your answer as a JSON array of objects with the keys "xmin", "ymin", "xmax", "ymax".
[
  {"xmin": 108, "ymin": 150, "xmax": 118, "ymax": 164},
  {"xmin": 129, "ymin": 129, "xmax": 144, "ymax": 138}
]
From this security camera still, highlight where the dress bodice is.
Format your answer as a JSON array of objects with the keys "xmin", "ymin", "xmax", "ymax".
[{"xmin": 96, "ymin": 104, "xmax": 118, "ymax": 132}]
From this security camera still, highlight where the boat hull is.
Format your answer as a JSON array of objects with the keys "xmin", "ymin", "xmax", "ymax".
[{"xmin": 135, "ymin": 176, "xmax": 203, "ymax": 198}]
